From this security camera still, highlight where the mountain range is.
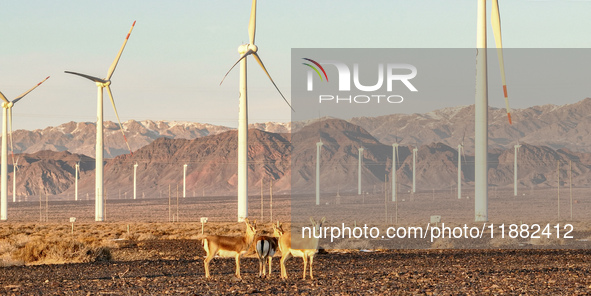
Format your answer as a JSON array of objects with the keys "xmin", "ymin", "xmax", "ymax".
[
  {"xmin": 7, "ymin": 98, "xmax": 591, "ymax": 160},
  {"xmin": 6, "ymin": 116, "xmax": 591, "ymax": 198}
]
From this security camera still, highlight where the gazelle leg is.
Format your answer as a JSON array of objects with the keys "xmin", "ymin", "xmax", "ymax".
[
  {"xmin": 302, "ymin": 255, "xmax": 308, "ymax": 279},
  {"xmin": 262, "ymin": 256, "xmax": 267, "ymax": 276},
  {"xmin": 258, "ymin": 257, "xmax": 264, "ymax": 277},
  {"xmin": 280, "ymin": 253, "xmax": 291, "ymax": 279},
  {"xmin": 309, "ymin": 255, "xmax": 314, "ymax": 279},
  {"xmin": 235, "ymin": 254, "xmax": 242, "ymax": 279},
  {"xmin": 204, "ymin": 255, "xmax": 214, "ymax": 278},
  {"xmin": 268, "ymin": 257, "xmax": 272, "ymax": 276}
]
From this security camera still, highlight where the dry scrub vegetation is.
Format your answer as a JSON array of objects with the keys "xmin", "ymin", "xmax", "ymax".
[{"xmin": 0, "ymin": 221, "xmax": 285, "ymax": 267}]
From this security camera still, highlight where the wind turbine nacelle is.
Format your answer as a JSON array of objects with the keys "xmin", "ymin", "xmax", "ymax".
[
  {"xmin": 96, "ymin": 80, "xmax": 111, "ymax": 87},
  {"xmin": 238, "ymin": 44, "xmax": 258, "ymax": 54},
  {"xmin": 2, "ymin": 102, "xmax": 13, "ymax": 108}
]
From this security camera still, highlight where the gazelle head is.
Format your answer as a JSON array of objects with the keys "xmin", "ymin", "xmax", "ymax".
[
  {"xmin": 310, "ymin": 217, "xmax": 326, "ymax": 231},
  {"xmin": 244, "ymin": 218, "xmax": 258, "ymax": 238},
  {"xmin": 272, "ymin": 221, "xmax": 284, "ymax": 237}
]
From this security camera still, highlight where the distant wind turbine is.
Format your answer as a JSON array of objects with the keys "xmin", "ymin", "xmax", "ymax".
[
  {"xmin": 12, "ymin": 156, "xmax": 19, "ymax": 203},
  {"xmin": 358, "ymin": 147, "xmax": 364, "ymax": 195},
  {"xmin": 412, "ymin": 147, "xmax": 418, "ymax": 194},
  {"xmin": 183, "ymin": 163, "xmax": 188, "ymax": 198},
  {"xmin": 475, "ymin": 0, "xmax": 512, "ymax": 222},
  {"xmin": 458, "ymin": 144, "xmax": 463, "ymax": 199},
  {"xmin": 220, "ymin": 0, "xmax": 293, "ymax": 222},
  {"xmin": 392, "ymin": 143, "xmax": 399, "ymax": 202},
  {"xmin": 75, "ymin": 162, "xmax": 79, "ymax": 201},
  {"xmin": 0, "ymin": 76, "xmax": 50, "ymax": 220},
  {"xmin": 133, "ymin": 162, "xmax": 138, "ymax": 200},
  {"xmin": 65, "ymin": 21, "xmax": 136, "ymax": 222},
  {"xmin": 316, "ymin": 141, "xmax": 323, "ymax": 205},
  {"xmin": 458, "ymin": 133, "xmax": 466, "ymax": 200},
  {"xmin": 514, "ymin": 143, "xmax": 521, "ymax": 196}
]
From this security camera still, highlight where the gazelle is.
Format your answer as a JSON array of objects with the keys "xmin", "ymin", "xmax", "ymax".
[
  {"xmin": 254, "ymin": 222, "xmax": 284, "ymax": 277},
  {"xmin": 279, "ymin": 217, "xmax": 326, "ymax": 280},
  {"xmin": 201, "ymin": 218, "xmax": 257, "ymax": 279}
]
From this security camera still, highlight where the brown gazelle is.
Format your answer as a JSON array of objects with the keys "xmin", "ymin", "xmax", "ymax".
[
  {"xmin": 202, "ymin": 218, "xmax": 257, "ymax": 279},
  {"xmin": 254, "ymin": 221, "xmax": 283, "ymax": 277},
  {"xmin": 279, "ymin": 217, "xmax": 326, "ymax": 280}
]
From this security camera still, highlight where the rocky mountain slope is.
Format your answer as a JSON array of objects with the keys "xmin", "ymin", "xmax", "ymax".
[
  {"xmin": 9, "ymin": 120, "xmax": 292, "ymax": 159},
  {"xmin": 350, "ymin": 98, "xmax": 591, "ymax": 153},
  {"xmin": 7, "ymin": 118, "xmax": 591, "ymax": 198}
]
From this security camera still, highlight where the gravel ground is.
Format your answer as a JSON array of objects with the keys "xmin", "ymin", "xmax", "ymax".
[{"xmin": 2, "ymin": 239, "xmax": 591, "ymax": 295}]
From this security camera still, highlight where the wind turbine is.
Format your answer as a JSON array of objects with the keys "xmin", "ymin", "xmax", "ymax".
[
  {"xmin": 316, "ymin": 141, "xmax": 323, "ymax": 206},
  {"xmin": 458, "ymin": 144, "xmax": 463, "ymax": 199},
  {"xmin": 514, "ymin": 143, "xmax": 521, "ymax": 196},
  {"xmin": 220, "ymin": 0, "xmax": 293, "ymax": 222},
  {"xmin": 458, "ymin": 133, "xmax": 467, "ymax": 200},
  {"xmin": 0, "ymin": 76, "xmax": 50, "ymax": 220},
  {"xmin": 75, "ymin": 162, "xmax": 79, "ymax": 201},
  {"xmin": 358, "ymin": 147, "xmax": 364, "ymax": 195},
  {"xmin": 12, "ymin": 156, "xmax": 19, "ymax": 203},
  {"xmin": 183, "ymin": 163, "xmax": 187, "ymax": 198},
  {"xmin": 392, "ymin": 143, "xmax": 399, "ymax": 202},
  {"xmin": 65, "ymin": 21, "xmax": 135, "ymax": 222},
  {"xmin": 133, "ymin": 162, "xmax": 138, "ymax": 200},
  {"xmin": 475, "ymin": 0, "xmax": 512, "ymax": 222},
  {"xmin": 412, "ymin": 147, "xmax": 418, "ymax": 194}
]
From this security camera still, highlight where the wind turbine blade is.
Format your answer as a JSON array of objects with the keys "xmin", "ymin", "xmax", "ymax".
[
  {"xmin": 461, "ymin": 145, "xmax": 467, "ymax": 163},
  {"xmin": 65, "ymin": 71, "xmax": 107, "ymax": 84},
  {"xmin": 106, "ymin": 21, "xmax": 136, "ymax": 80},
  {"xmin": 461, "ymin": 130, "xmax": 466, "ymax": 146},
  {"xmin": 0, "ymin": 91, "xmax": 9, "ymax": 104},
  {"xmin": 248, "ymin": 0, "xmax": 257, "ymax": 44},
  {"xmin": 491, "ymin": 0, "xmax": 512, "ymax": 124},
  {"xmin": 252, "ymin": 52, "xmax": 294, "ymax": 112},
  {"xmin": 12, "ymin": 76, "xmax": 50, "ymax": 104},
  {"xmin": 219, "ymin": 50, "xmax": 252, "ymax": 85},
  {"xmin": 106, "ymin": 86, "xmax": 133, "ymax": 155},
  {"xmin": 8, "ymin": 108, "xmax": 14, "ymax": 163}
]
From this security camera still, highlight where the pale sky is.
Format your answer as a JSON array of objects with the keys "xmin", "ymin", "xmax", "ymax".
[{"xmin": 1, "ymin": 0, "xmax": 590, "ymax": 131}]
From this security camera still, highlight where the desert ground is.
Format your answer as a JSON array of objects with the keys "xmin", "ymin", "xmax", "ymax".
[{"xmin": 2, "ymin": 188, "xmax": 591, "ymax": 294}]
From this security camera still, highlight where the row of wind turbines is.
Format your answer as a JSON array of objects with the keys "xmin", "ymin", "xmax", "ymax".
[
  {"xmin": 0, "ymin": 0, "xmax": 292, "ymax": 222},
  {"xmin": 315, "ymin": 139, "xmax": 523, "ymax": 205},
  {"xmin": 1, "ymin": 0, "xmax": 512, "ymax": 223},
  {"xmin": 0, "ymin": 20, "xmax": 136, "ymax": 222}
]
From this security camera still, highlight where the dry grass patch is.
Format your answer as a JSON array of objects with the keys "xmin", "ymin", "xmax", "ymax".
[
  {"xmin": 12, "ymin": 238, "xmax": 111, "ymax": 265},
  {"xmin": 0, "ymin": 221, "xmax": 291, "ymax": 265}
]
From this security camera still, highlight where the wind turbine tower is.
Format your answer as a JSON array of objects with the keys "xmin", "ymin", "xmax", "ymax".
[
  {"xmin": 358, "ymin": 147, "xmax": 364, "ymax": 195},
  {"xmin": 475, "ymin": 0, "xmax": 512, "ymax": 221},
  {"xmin": 133, "ymin": 162, "xmax": 138, "ymax": 200},
  {"xmin": 183, "ymin": 163, "xmax": 188, "ymax": 198},
  {"xmin": 75, "ymin": 162, "xmax": 79, "ymax": 201},
  {"xmin": 220, "ymin": 0, "xmax": 293, "ymax": 222},
  {"xmin": 392, "ymin": 143, "xmax": 399, "ymax": 202},
  {"xmin": 458, "ymin": 144, "xmax": 463, "ymax": 199},
  {"xmin": 65, "ymin": 21, "xmax": 135, "ymax": 221},
  {"xmin": 12, "ymin": 157, "xmax": 19, "ymax": 203},
  {"xmin": 412, "ymin": 147, "xmax": 418, "ymax": 194},
  {"xmin": 316, "ymin": 141, "xmax": 322, "ymax": 205},
  {"xmin": 514, "ymin": 144, "xmax": 521, "ymax": 196}
]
